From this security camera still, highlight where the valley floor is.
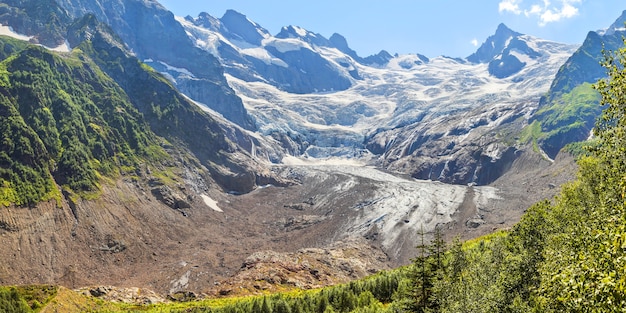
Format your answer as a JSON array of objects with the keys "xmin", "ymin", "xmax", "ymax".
[{"xmin": 0, "ymin": 150, "xmax": 575, "ymax": 298}]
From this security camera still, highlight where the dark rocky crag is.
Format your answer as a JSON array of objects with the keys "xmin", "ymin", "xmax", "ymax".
[{"xmin": 468, "ymin": 23, "xmax": 541, "ymax": 78}]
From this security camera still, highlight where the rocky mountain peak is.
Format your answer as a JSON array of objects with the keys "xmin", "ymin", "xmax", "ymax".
[
  {"xmin": 495, "ymin": 23, "xmax": 519, "ymax": 37},
  {"xmin": 186, "ymin": 12, "xmax": 222, "ymax": 32},
  {"xmin": 329, "ymin": 32, "xmax": 362, "ymax": 60},
  {"xmin": 363, "ymin": 50, "xmax": 394, "ymax": 65},
  {"xmin": 220, "ymin": 9, "xmax": 270, "ymax": 45},
  {"xmin": 276, "ymin": 25, "xmax": 331, "ymax": 47},
  {"xmin": 467, "ymin": 23, "xmax": 522, "ymax": 63},
  {"xmin": 329, "ymin": 33, "xmax": 349, "ymax": 50},
  {"xmin": 467, "ymin": 23, "xmax": 542, "ymax": 78}
]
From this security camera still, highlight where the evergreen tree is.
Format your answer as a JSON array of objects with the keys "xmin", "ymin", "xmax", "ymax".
[
  {"xmin": 400, "ymin": 226, "xmax": 445, "ymax": 312},
  {"xmin": 273, "ymin": 298, "xmax": 291, "ymax": 313}
]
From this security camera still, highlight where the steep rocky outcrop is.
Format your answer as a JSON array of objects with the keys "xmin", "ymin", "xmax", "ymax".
[
  {"xmin": 208, "ymin": 239, "xmax": 390, "ymax": 297},
  {"xmin": 0, "ymin": 0, "xmax": 70, "ymax": 47},
  {"xmin": 55, "ymin": 0, "xmax": 256, "ymax": 130},
  {"xmin": 468, "ymin": 23, "xmax": 542, "ymax": 78},
  {"xmin": 220, "ymin": 9, "xmax": 270, "ymax": 46}
]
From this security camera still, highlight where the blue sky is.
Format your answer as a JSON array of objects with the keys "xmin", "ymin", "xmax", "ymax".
[{"xmin": 158, "ymin": 0, "xmax": 625, "ymax": 58}]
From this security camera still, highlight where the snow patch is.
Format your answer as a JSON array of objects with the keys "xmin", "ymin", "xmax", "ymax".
[
  {"xmin": 48, "ymin": 40, "xmax": 71, "ymax": 53},
  {"xmin": 201, "ymin": 194, "xmax": 223, "ymax": 212},
  {"xmin": 158, "ymin": 61, "xmax": 195, "ymax": 78},
  {"xmin": 0, "ymin": 24, "xmax": 70, "ymax": 52},
  {"xmin": 292, "ymin": 25, "xmax": 308, "ymax": 37},
  {"xmin": 175, "ymin": 16, "xmax": 221, "ymax": 58},
  {"xmin": 263, "ymin": 37, "xmax": 312, "ymax": 53},
  {"xmin": 241, "ymin": 47, "xmax": 288, "ymax": 67},
  {"xmin": 509, "ymin": 50, "xmax": 532, "ymax": 64},
  {"xmin": 0, "ymin": 24, "xmax": 32, "ymax": 41}
]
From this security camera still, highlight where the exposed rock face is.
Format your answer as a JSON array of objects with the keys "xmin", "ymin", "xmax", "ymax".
[
  {"xmin": 209, "ymin": 238, "xmax": 390, "ymax": 297},
  {"xmin": 362, "ymin": 50, "xmax": 394, "ymax": 66},
  {"xmin": 365, "ymin": 91, "xmax": 551, "ymax": 185},
  {"xmin": 56, "ymin": 0, "xmax": 256, "ymax": 130},
  {"xmin": 468, "ymin": 23, "xmax": 542, "ymax": 78},
  {"xmin": 151, "ymin": 186, "xmax": 191, "ymax": 210},
  {"xmin": 82, "ymin": 286, "xmax": 166, "ymax": 305},
  {"xmin": 0, "ymin": 0, "xmax": 71, "ymax": 47},
  {"xmin": 220, "ymin": 9, "xmax": 270, "ymax": 46}
]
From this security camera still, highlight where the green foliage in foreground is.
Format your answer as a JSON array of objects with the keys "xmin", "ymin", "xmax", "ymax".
[
  {"xmin": 173, "ymin": 273, "xmax": 401, "ymax": 313},
  {"xmin": 426, "ymin": 38, "xmax": 626, "ymax": 312},
  {"xmin": 0, "ymin": 285, "xmax": 57, "ymax": 312}
]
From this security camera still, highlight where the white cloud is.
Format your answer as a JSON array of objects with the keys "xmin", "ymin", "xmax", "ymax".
[
  {"xmin": 471, "ymin": 39, "xmax": 479, "ymax": 47},
  {"xmin": 499, "ymin": 0, "xmax": 522, "ymax": 14},
  {"xmin": 500, "ymin": 0, "xmax": 581, "ymax": 26}
]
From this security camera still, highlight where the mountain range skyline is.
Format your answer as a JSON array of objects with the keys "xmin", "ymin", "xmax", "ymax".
[{"xmin": 158, "ymin": 0, "xmax": 624, "ymax": 58}]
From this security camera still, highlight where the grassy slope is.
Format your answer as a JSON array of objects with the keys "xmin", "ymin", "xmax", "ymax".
[{"xmin": 521, "ymin": 83, "xmax": 601, "ymax": 158}]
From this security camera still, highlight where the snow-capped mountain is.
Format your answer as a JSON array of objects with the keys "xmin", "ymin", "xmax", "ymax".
[
  {"xmin": 180, "ymin": 11, "xmax": 359, "ymax": 94},
  {"xmin": 468, "ymin": 23, "xmax": 543, "ymax": 78},
  {"xmin": 179, "ymin": 11, "xmax": 578, "ymax": 184}
]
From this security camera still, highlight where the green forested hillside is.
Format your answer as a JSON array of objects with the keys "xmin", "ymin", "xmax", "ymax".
[
  {"xmin": 0, "ymin": 13, "xmax": 243, "ymax": 207},
  {"xmin": 67, "ymin": 14, "xmax": 231, "ymax": 163},
  {"xmin": 399, "ymin": 37, "xmax": 626, "ymax": 312},
  {"xmin": 525, "ymin": 83, "xmax": 602, "ymax": 158},
  {"xmin": 0, "ymin": 36, "xmax": 167, "ymax": 206}
]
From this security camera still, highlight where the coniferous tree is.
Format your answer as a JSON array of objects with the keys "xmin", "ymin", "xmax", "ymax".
[{"xmin": 399, "ymin": 226, "xmax": 445, "ymax": 312}]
